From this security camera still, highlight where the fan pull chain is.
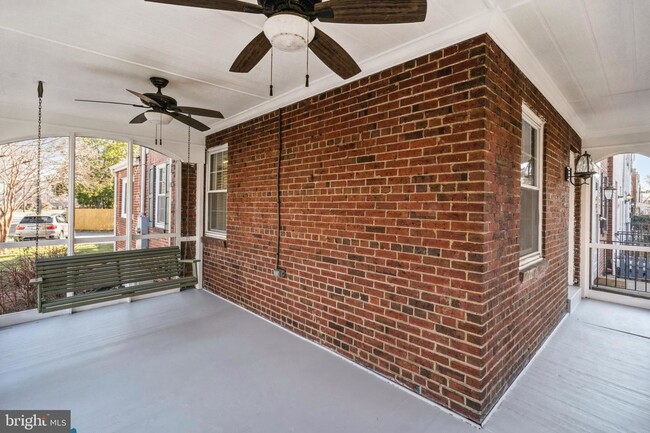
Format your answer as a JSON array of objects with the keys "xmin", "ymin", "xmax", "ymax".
[
  {"xmin": 154, "ymin": 121, "xmax": 159, "ymax": 146},
  {"xmin": 154, "ymin": 122, "xmax": 164, "ymax": 146},
  {"xmin": 35, "ymin": 81, "xmax": 43, "ymax": 261},
  {"xmin": 305, "ymin": 21, "xmax": 310, "ymax": 88},
  {"xmin": 306, "ymin": 46, "xmax": 310, "ymax": 88},
  {"xmin": 269, "ymin": 48, "xmax": 274, "ymax": 97}
]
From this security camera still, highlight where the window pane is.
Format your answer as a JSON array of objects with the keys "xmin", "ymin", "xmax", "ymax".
[
  {"xmin": 222, "ymin": 153, "xmax": 228, "ymax": 189},
  {"xmin": 210, "ymin": 153, "xmax": 220, "ymax": 190},
  {"xmin": 20, "ymin": 216, "xmax": 53, "ymax": 224},
  {"xmin": 521, "ymin": 122, "xmax": 537, "ymax": 187},
  {"xmin": 156, "ymin": 197, "xmax": 165, "ymax": 223},
  {"xmin": 208, "ymin": 152, "xmax": 228, "ymax": 191},
  {"xmin": 208, "ymin": 192, "xmax": 226, "ymax": 232},
  {"xmin": 520, "ymin": 188, "xmax": 539, "ymax": 257},
  {"xmin": 158, "ymin": 167, "xmax": 166, "ymax": 190}
]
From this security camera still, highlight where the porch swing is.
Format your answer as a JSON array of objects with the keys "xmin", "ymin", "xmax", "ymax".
[{"xmin": 30, "ymin": 82, "xmax": 199, "ymax": 314}]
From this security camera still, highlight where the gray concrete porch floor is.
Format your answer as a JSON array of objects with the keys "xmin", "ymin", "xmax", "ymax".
[
  {"xmin": 482, "ymin": 298, "xmax": 650, "ymax": 433},
  {"xmin": 1, "ymin": 290, "xmax": 648, "ymax": 432}
]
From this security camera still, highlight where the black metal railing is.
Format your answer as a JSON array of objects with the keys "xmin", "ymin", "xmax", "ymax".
[{"xmin": 592, "ymin": 232, "xmax": 650, "ymax": 298}]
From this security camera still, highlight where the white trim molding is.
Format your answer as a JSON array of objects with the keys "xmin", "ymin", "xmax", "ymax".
[
  {"xmin": 205, "ymin": 144, "xmax": 228, "ymax": 240},
  {"xmin": 519, "ymin": 104, "xmax": 545, "ymax": 269}
]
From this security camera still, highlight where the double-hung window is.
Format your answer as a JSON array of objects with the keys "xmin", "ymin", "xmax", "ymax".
[
  {"xmin": 520, "ymin": 105, "xmax": 544, "ymax": 268},
  {"xmin": 206, "ymin": 144, "xmax": 228, "ymax": 239},
  {"xmin": 154, "ymin": 163, "xmax": 169, "ymax": 229}
]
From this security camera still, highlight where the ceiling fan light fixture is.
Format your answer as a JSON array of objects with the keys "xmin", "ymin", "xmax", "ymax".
[
  {"xmin": 144, "ymin": 110, "xmax": 173, "ymax": 125},
  {"xmin": 263, "ymin": 13, "xmax": 315, "ymax": 52}
]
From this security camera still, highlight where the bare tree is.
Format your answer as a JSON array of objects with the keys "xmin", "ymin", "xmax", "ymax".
[{"xmin": 0, "ymin": 138, "xmax": 67, "ymax": 243}]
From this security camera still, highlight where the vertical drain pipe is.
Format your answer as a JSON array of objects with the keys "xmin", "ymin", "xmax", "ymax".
[{"xmin": 273, "ymin": 108, "xmax": 286, "ymax": 278}]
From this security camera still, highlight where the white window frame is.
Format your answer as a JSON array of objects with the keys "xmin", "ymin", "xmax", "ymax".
[
  {"xmin": 520, "ymin": 104, "xmax": 544, "ymax": 269},
  {"xmin": 205, "ymin": 144, "xmax": 228, "ymax": 239},
  {"xmin": 120, "ymin": 177, "xmax": 128, "ymax": 219},
  {"xmin": 154, "ymin": 163, "xmax": 168, "ymax": 229}
]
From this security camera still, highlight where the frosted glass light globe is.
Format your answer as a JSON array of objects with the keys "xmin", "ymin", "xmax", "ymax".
[
  {"xmin": 144, "ymin": 111, "xmax": 173, "ymax": 125},
  {"xmin": 264, "ymin": 13, "xmax": 315, "ymax": 52}
]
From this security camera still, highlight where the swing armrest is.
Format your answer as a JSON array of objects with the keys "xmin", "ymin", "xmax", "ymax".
[
  {"xmin": 179, "ymin": 259, "xmax": 201, "ymax": 278},
  {"xmin": 30, "ymin": 277, "xmax": 43, "ymax": 313}
]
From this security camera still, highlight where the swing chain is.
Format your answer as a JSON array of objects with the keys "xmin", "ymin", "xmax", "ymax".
[
  {"xmin": 184, "ymin": 121, "xmax": 192, "ymax": 261},
  {"xmin": 35, "ymin": 81, "xmax": 43, "ymax": 261}
]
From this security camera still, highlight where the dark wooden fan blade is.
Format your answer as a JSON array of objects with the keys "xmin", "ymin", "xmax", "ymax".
[
  {"xmin": 169, "ymin": 112, "xmax": 211, "ymax": 132},
  {"xmin": 309, "ymin": 28, "xmax": 361, "ymax": 79},
  {"xmin": 127, "ymin": 89, "xmax": 161, "ymax": 107},
  {"xmin": 170, "ymin": 106, "xmax": 224, "ymax": 119},
  {"xmin": 144, "ymin": 0, "xmax": 263, "ymax": 14},
  {"xmin": 129, "ymin": 113, "xmax": 148, "ymax": 124},
  {"xmin": 316, "ymin": 0, "xmax": 427, "ymax": 24},
  {"xmin": 75, "ymin": 99, "xmax": 148, "ymax": 108},
  {"xmin": 230, "ymin": 32, "xmax": 272, "ymax": 73}
]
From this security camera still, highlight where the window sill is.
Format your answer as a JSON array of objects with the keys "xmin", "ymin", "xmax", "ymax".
[
  {"xmin": 519, "ymin": 258, "xmax": 548, "ymax": 283},
  {"xmin": 203, "ymin": 235, "xmax": 227, "ymax": 248}
]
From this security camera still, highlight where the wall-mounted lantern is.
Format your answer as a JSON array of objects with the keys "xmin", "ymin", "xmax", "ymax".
[
  {"xmin": 565, "ymin": 151, "xmax": 597, "ymax": 186},
  {"xmin": 603, "ymin": 184, "xmax": 616, "ymax": 200}
]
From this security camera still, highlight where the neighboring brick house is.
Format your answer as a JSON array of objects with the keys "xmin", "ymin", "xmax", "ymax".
[
  {"xmin": 111, "ymin": 147, "xmax": 177, "ymax": 250},
  {"xmin": 199, "ymin": 34, "xmax": 585, "ymax": 423}
]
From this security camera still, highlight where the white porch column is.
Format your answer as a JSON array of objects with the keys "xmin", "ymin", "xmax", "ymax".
[
  {"xmin": 126, "ymin": 140, "xmax": 133, "ymax": 250},
  {"xmin": 579, "ymin": 180, "xmax": 591, "ymax": 297},
  {"xmin": 67, "ymin": 133, "xmax": 76, "ymax": 256}
]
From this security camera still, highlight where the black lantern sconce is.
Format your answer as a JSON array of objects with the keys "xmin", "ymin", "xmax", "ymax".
[
  {"xmin": 565, "ymin": 151, "xmax": 597, "ymax": 186},
  {"xmin": 603, "ymin": 184, "xmax": 616, "ymax": 200}
]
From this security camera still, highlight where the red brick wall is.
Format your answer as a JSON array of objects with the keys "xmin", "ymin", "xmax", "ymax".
[
  {"xmin": 480, "ymin": 37, "xmax": 581, "ymax": 414},
  {"xmin": 181, "ymin": 163, "xmax": 197, "ymax": 238},
  {"xmin": 202, "ymin": 34, "xmax": 580, "ymax": 423}
]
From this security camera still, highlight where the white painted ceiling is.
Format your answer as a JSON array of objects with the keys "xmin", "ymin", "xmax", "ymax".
[{"xmin": 1, "ymin": 0, "xmax": 649, "ymax": 159}]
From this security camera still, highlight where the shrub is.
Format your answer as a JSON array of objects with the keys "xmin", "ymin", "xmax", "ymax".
[{"xmin": 0, "ymin": 247, "xmax": 66, "ymax": 315}]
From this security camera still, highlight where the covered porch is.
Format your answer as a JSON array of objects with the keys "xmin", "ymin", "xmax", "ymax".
[{"xmin": 2, "ymin": 0, "xmax": 650, "ymax": 430}]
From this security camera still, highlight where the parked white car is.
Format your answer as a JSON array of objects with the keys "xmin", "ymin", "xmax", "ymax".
[{"xmin": 15, "ymin": 214, "xmax": 69, "ymax": 241}]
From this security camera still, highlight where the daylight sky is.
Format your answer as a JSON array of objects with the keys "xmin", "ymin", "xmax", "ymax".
[{"xmin": 636, "ymin": 155, "xmax": 650, "ymax": 188}]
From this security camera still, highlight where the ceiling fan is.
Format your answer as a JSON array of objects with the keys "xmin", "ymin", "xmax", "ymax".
[
  {"xmin": 144, "ymin": 0, "xmax": 428, "ymax": 80},
  {"xmin": 75, "ymin": 77, "xmax": 224, "ymax": 132}
]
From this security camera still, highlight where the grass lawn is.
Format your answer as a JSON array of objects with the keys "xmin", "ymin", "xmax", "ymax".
[
  {"xmin": 0, "ymin": 243, "xmax": 114, "ymax": 267},
  {"xmin": 75, "ymin": 243, "xmax": 115, "ymax": 255}
]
